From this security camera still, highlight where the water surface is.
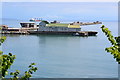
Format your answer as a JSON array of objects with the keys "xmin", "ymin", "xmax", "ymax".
[{"xmin": 2, "ymin": 22, "xmax": 118, "ymax": 78}]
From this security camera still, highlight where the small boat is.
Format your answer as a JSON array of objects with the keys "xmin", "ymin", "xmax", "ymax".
[{"xmin": 29, "ymin": 18, "xmax": 42, "ymax": 22}]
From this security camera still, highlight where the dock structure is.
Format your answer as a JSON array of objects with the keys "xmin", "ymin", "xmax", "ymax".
[
  {"xmin": 80, "ymin": 21, "xmax": 102, "ymax": 26},
  {"xmin": 1, "ymin": 27, "xmax": 38, "ymax": 34},
  {"xmin": 1, "ymin": 29, "xmax": 98, "ymax": 36},
  {"xmin": 0, "ymin": 20, "xmax": 100, "ymax": 36},
  {"xmin": 0, "ymin": 22, "xmax": 39, "ymax": 34},
  {"xmin": 28, "ymin": 31, "xmax": 98, "ymax": 36},
  {"xmin": 28, "ymin": 21, "xmax": 98, "ymax": 36}
]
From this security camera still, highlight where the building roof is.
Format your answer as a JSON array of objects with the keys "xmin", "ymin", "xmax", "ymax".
[
  {"xmin": 46, "ymin": 23, "xmax": 80, "ymax": 28},
  {"xmin": 47, "ymin": 23, "xmax": 69, "ymax": 27},
  {"xmin": 68, "ymin": 25, "xmax": 80, "ymax": 28}
]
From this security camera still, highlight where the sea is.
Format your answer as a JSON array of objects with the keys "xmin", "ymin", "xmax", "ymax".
[{"xmin": 1, "ymin": 19, "xmax": 118, "ymax": 78}]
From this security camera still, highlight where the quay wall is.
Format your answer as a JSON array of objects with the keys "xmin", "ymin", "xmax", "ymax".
[{"xmin": 38, "ymin": 26, "xmax": 81, "ymax": 32}]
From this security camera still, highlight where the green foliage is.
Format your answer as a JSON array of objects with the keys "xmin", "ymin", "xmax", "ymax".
[
  {"xmin": 2, "ymin": 53, "xmax": 16, "ymax": 78},
  {"xmin": 115, "ymin": 36, "xmax": 120, "ymax": 52},
  {"xmin": 101, "ymin": 25, "xmax": 120, "ymax": 64},
  {"xmin": 0, "ymin": 36, "xmax": 38, "ymax": 79},
  {"xmin": 0, "ymin": 36, "xmax": 6, "ymax": 79},
  {"xmin": 42, "ymin": 20, "xmax": 49, "ymax": 24},
  {"xmin": 0, "ymin": 36, "xmax": 6, "ymax": 46},
  {"xmin": 10, "ymin": 63, "xmax": 37, "ymax": 80},
  {"xmin": 10, "ymin": 70, "xmax": 20, "ymax": 80},
  {"xmin": 20, "ymin": 63, "xmax": 38, "ymax": 80}
]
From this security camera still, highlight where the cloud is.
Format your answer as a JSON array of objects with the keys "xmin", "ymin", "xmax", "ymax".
[{"xmin": 1, "ymin": 0, "xmax": 119, "ymax": 2}]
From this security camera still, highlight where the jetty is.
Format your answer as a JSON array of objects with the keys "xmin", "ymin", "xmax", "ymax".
[
  {"xmin": 1, "ymin": 28, "xmax": 97, "ymax": 36},
  {"xmin": 0, "ymin": 20, "xmax": 101, "ymax": 36},
  {"xmin": 1, "ymin": 27, "xmax": 38, "ymax": 34},
  {"xmin": 28, "ymin": 31, "xmax": 98, "ymax": 36},
  {"xmin": 1, "ymin": 24, "xmax": 38, "ymax": 34},
  {"xmin": 80, "ymin": 21, "xmax": 102, "ymax": 26}
]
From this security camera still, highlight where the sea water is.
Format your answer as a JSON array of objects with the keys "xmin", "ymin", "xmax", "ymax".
[{"xmin": 1, "ymin": 20, "xmax": 118, "ymax": 78}]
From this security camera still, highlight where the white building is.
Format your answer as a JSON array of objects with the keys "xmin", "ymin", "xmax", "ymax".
[{"xmin": 38, "ymin": 21, "xmax": 81, "ymax": 32}]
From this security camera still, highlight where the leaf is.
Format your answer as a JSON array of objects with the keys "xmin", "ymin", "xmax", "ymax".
[
  {"xmin": 101, "ymin": 26, "xmax": 120, "ymax": 64},
  {"xmin": 31, "ymin": 63, "xmax": 36, "ymax": 65},
  {"xmin": 0, "ymin": 51, "xmax": 3, "ymax": 55},
  {"xmin": 10, "ymin": 72, "xmax": 14, "ymax": 75}
]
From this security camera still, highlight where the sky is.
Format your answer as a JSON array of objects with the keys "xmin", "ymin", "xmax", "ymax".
[
  {"xmin": 1, "ymin": 0, "xmax": 119, "ymax": 2},
  {"xmin": 1, "ymin": 2, "xmax": 118, "ymax": 22}
]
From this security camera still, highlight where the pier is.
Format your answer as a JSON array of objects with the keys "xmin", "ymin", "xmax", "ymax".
[
  {"xmin": 1, "ymin": 29, "xmax": 98, "ymax": 36},
  {"xmin": 1, "ymin": 27, "xmax": 38, "ymax": 34},
  {"xmin": 70, "ymin": 21, "xmax": 102, "ymax": 26},
  {"xmin": 28, "ymin": 31, "xmax": 98, "ymax": 36},
  {"xmin": 80, "ymin": 22, "xmax": 102, "ymax": 26},
  {"xmin": 0, "ymin": 21, "xmax": 100, "ymax": 36}
]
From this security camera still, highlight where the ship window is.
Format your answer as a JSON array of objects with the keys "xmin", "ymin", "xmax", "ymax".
[
  {"xmin": 22, "ymin": 24, "xmax": 27, "ymax": 27},
  {"xmin": 29, "ymin": 24, "xmax": 34, "ymax": 27}
]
